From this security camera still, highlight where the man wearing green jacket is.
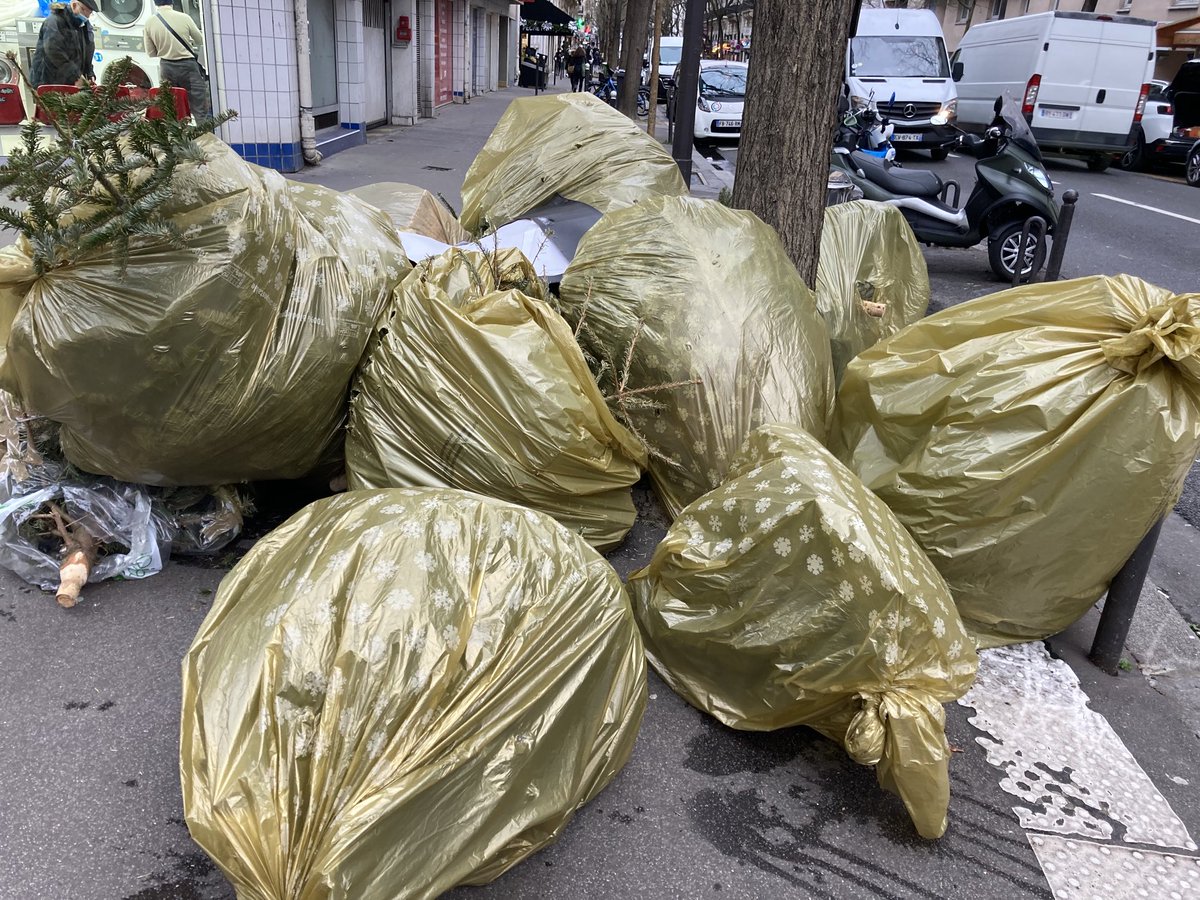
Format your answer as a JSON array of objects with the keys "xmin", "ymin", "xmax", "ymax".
[{"xmin": 30, "ymin": 0, "xmax": 97, "ymax": 88}]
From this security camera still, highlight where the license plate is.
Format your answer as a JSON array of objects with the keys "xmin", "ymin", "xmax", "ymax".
[
  {"xmin": 1039, "ymin": 108, "xmax": 1074, "ymax": 119},
  {"xmin": 715, "ymin": 119, "xmax": 741, "ymax": 128},
  {"xmin": 891, "ymin": 132, "xmax": 921, "ymax": 142}
]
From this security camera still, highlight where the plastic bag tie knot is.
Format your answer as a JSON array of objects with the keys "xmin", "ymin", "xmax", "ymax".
[
  {"xmin": 1100, "ymin": 294, "xmax": 1200, "ymax": 381},
  {"xmin": 845, "ymin": 692, "xmax": 887, "ymax": 766}
]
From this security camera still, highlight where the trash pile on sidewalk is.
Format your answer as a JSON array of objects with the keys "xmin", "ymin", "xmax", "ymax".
[{"xmin": 3, "ymin": 89, "xmax": 1199, "ymax": 893}]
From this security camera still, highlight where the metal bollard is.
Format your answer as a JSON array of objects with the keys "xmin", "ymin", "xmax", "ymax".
[
  {"xmin": 1011, "ymin": 215, "xmax": 1047, "ymax": 288},
  {"xmin": 1043, "ymin": 189, "xmax": 1078, "ymax": 282},
  {"xmin": 1090, "ymin": 517, "xmax": 1165, "ymax": 675}
]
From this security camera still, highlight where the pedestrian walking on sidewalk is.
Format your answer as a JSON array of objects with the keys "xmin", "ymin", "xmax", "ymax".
[
  {"xmin": 30, "ymin": 0, "xmax": 96, "ymax": 88},
  {"xmin": 568, "ymin": 44, "xmax": 587, "ymax": 93},
  {"xmin": 144, "ymin": 0, "xmax": 211, "ymax": 120}
]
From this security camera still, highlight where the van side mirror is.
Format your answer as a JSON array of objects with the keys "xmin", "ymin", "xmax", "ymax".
[{"xmin": 952, "ymin": 61, "xmax": 964, "ymax": 82}]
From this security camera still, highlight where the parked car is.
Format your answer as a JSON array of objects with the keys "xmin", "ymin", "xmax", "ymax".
[
  {"xmin": 1147, "ymin": 59, "xmax": 1200, "ymax": 178},
  {"xmin": 1188, "ymin": 142, "xmax": 1200, "ymax": 188},
  {"xmin": 1118, "ymin": 80, "xmax": 1171, "ymax": 170},
  {"xmin": 694, "ymin": 60, "xmax": 747, "ymax": 142},
  {"xmin": 951, "ymin": 11, "xmax": 1156, "ymax": 172}
]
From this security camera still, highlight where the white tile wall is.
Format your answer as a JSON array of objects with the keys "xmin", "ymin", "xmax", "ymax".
[{"xmin": 213, "ymin": 0, "xmax": 303, "ymax": 168}]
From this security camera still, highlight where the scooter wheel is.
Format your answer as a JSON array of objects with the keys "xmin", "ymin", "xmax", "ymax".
[{"xmin": 988, "ymin": 221, "xmax": 1047, "ymax": 283}]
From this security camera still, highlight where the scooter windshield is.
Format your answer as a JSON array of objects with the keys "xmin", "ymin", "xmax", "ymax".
[{"xmin": 997, "ymin": 97, "xmax": 1043, "ymax": 163}]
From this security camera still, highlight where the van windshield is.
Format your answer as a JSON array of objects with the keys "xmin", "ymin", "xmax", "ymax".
[
  {"xmin": 850, "ymin": 36, "xmax": 950, "ymax": 78},
  {"xmin": 660, "ymin": 46, "xmax": 683, "ymax": 66}
]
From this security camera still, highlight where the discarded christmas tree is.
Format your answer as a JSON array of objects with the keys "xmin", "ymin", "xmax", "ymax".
[{"xmin": 0, "ymin": 54, "xmax": 236, "ymax": 275}]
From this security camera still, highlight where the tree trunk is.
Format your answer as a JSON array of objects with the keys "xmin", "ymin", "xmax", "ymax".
[
  {"xmin": 647, "ymin": 0, "xmax": 665, "ymax": 137},
  {"xmin": 618, "ymin": 0, "xmax": 654, "ymax": 117},
  {"xmin": 731, "ymin": 0, "xmax": 855, "ymax": 286}
]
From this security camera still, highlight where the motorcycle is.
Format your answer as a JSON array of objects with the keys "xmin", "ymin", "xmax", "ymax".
[{"xmin": 831, "ymin": 95, "xmax": 1059, "ymax": 282}]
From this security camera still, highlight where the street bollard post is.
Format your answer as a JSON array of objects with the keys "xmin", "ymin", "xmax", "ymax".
[
  {"xmin": 1043, "ymin": 189, "xmax": 1078, "ymax": 282},
  {"xmin": 1090, "ymin": 517, "xmax": 1165, "ymax": 675}
]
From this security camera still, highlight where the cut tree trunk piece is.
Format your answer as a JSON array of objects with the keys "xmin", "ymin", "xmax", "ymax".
[{"xmin": 731, "ymin": 0, "xmax": 856, "ymax": 287}]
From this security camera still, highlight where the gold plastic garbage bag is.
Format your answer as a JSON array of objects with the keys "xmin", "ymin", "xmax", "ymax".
[
  {"xmin": 629, "ymin": 424, "xmax": 976, "ymax": 839},
  {"xmin": 0, "ymin": 137, "xmax": 408, "ymax": 486},
  {"xmin": 832, "ymin": 275, "xmax": 1200, "ymax": 647},
  {"xmin": 459, "ymin": 92, "xmax": 687, "ymax": 234},
  {"xmin": 345, "ymin": 248, "xmax": 646, "ymax": 550},
  {"xmin": 815, "ymin": 201, "xmax": 930, "ymax": 381},
  {"xmin": 347, "ymin": 182, "xmax": 470, "ymax": 244},
  {"xmin": 181, "ymin": 488, "xmax": 647, "ymax": 900},
  {"xmin": 559, "ymin": 195, "xmax": 835, "ymax": 518}
]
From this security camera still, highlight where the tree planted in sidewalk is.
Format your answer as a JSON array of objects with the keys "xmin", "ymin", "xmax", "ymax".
[
  {"xmin": 730, "ymin": 1, "xmax": 856, "ymax": 285},
  {"xmin": 618, "ymin": 0, "xmax": 655, "ymax": 118},
  {"xmin": 0, "ymin": 54, "xmax": 235, "ymax": 276}
]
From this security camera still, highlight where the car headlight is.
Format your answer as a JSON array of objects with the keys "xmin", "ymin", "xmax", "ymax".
[
  {"xmin": 1024, "ymin": 162, "xmax": 1052, "ymax": 192},
  {"xmin": 931, "ymin": 99, "xmax": 958, "ymax": 127},
  {"xmin": 698, "ymin": 96, "xmax": 712, "ymax": 112}
]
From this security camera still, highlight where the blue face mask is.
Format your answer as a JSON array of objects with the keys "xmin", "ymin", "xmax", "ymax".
[{"xmin": 74, "ymin": 12, "xmax": 87, "ymax": 24}]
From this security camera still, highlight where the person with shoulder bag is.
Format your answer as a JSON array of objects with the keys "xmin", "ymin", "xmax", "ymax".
[
  {"xmin": 144, "ymin": 0, "xmax": 211, "ymax": 119},
  {"xmin": 568, "ymin": 44, "xmax": 586, "ymax": 93}
]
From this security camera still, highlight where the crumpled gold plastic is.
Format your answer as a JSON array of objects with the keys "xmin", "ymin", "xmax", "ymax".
[
  {"xmin": 815, "ymin": 200, "xmax": 930, "ymax": 382},
  {"xmin": 459, "ymin": 92, "xmax": 687, "ymax": 234},
  {"xmin": 347, "ymin": 182, "xmax": 470, "ymax": 244},
  {"xmin": 629, "ymin": 425, "xmax": 977, "ymax": 839},
  {"xmin": 0, "ymin": 137, "xmax": 409, "ymax": 485},
  {"xmin": 345, "ymin": 248, "xmax": 646, "ymax": 550},
  {"xmin": 832, "ymin": 275, "xmax": 1200, "ymax": 647},
  {"xmin": 181, "ymin": 488, "xmax": 647, "ymax": 900},
  {"xmin": 558, "ymin": 195, "xmax": 835, "ymax": 518}
]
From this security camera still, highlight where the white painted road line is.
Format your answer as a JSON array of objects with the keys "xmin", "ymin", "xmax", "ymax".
[
  {"xmin": 1092, "ymin": 193, "xmax": 1200, "ymax": 226},
  {"xmin": 1030, "ymin": 835, "xmax": 1199, "ymax": 900}
]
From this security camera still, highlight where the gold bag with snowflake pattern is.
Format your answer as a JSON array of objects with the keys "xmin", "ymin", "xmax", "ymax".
[
  {"xmin": 559, "ymin": 196, "xmax": 835, "ymax": 519},
  {"xmin": 0, "ymin": 137, "xmax": 410, "ymax": 485},
  {"xmin": 629, "ymin": 425, "xmax": 977, "ymax": 839},
  {"xmin": 182, "ymin": 488, "xmax": 647, "ymax": 900}
]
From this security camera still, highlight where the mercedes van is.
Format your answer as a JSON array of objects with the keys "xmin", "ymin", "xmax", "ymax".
[
  {"xmin": 951, "ymin": 11, "xmax": 1156, "ymax": 171},
  {"xmin": 847, "ymin": 8, "xmax": 959, "ymax": 160}
]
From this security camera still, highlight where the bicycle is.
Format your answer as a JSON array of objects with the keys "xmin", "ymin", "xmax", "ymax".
[{"xmin": 592, "ymin": 73, "xmax": 649, "ymax": 118}]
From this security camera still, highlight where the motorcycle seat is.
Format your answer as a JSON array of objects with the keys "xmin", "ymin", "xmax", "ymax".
[{"xmin": 850, "ymin": 151, "xmax": 944, "ymax": 198}]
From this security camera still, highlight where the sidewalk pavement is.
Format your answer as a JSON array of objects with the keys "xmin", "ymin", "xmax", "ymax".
[{"xmin": 2, "ymin": 85, "xmax": 1200, "ymax": 900}]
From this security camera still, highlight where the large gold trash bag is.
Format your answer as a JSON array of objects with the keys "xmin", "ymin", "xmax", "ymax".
[
  {"xmin": 181, "ymin": 488, "xmax": 647, "ymax": 900},
  {"xmin": 345, "ymin": 248, "xmax": 646, "ymax": 551},
  {"xmin": 629, "ymin": 425, "xmax": 977, "ymax": 839},
  {"xmin": 459, "ymin": 92, "xmax": 687, "ymax": 234},
  {"xmin": 0, "ymin": 137, "xmax": 408, "ymax": 486},
  {"xmin": 815, "ymin": 200, "xmax": 930, "ymax": 382},
  {"xmin": 832, "ymin": 275, "xmax": 1200, "ymax": 648},
  {"xmin": 558, "ymin": 195, "xmax": 835, "ymax": 518}
]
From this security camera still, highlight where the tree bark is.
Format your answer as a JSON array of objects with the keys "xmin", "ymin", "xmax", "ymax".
[
  {"xmin": 647, "ymin": 0, "xmax": 665, "ymax": 137},
  {"xmin": 618, "ymin": 0, "xmax": 654, "ymax": 118},
  {"xmin": 731, "ymin": 0, "xmax": 855, "ymax": 286}
]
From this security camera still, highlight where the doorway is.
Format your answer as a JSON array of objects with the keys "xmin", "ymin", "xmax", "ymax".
[
  {"xmin": 498, "ymin": 15, "xmax": 508, "ymax": 88},
  {"xmin": 364, "ymin": 0, "xmax": 388, "ymax": 125},
  {"xmin": 435, "ymin": 0, "xmax": 453, "ymax": 107},
  {"xmin": 308, "ymin": 0, "xmax": 339, "ymax": 118}
]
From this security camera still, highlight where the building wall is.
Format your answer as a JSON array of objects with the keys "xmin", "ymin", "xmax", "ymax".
[
  {"xmin": 212, "ymin": 0, "xmax": 304, "ymax": 171},
  {"xmin": 203, "ymin": 0, "xmax": 515, "ymax": 170}
]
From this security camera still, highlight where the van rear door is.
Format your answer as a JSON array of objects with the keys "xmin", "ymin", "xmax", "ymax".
[{"xmin": 1036, "ymin": 16, "xmax": 1151, "ymax": 147}]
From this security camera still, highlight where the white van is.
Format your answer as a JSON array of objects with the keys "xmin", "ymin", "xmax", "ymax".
[
  {"xmin": 951, "ymin": 11, "xmax": 1156, "ymax": 171},
  {"xmin": 658, "ymin": 37, "xmax": 684, "ymax": 81},
  {"xmin": 847, "ymin": 9, "xmax": 959, "ymax": 160}
]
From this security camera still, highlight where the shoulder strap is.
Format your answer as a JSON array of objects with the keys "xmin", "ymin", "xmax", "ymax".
[{"xmin": 155, "ymin": 12, "xmax": 198, "ymax": 62}]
